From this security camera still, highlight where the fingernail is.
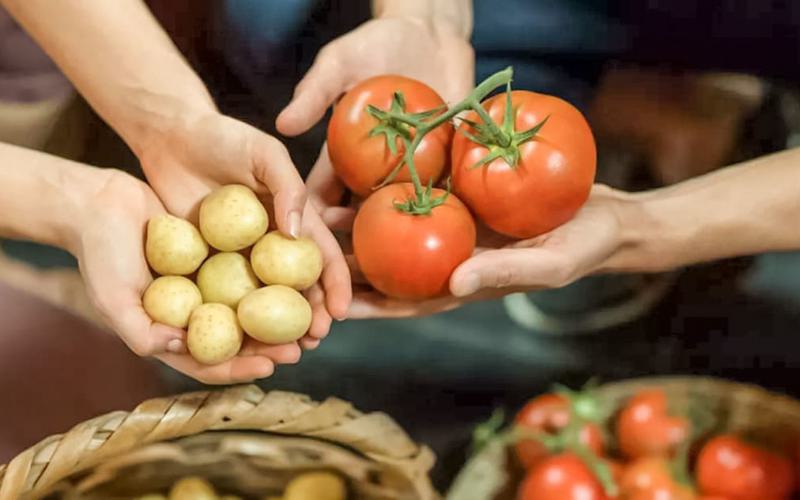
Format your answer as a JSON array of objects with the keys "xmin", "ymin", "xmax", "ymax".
[
  {"xmin": 287, "ymin": 210, "xmax": 302, "ymax": 239},
  {"xmin": 167, "ymin": 339, "xmax": 185, "ymax": 354},
  {"xmin": 455, "ymin": 273, "xmax": 480, "ymax": 297}
]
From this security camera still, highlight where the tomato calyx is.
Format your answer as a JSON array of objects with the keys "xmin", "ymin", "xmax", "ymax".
[
  {"xmin": 363, "ymin": 67, "xmax": 515, "ymax": 216},
  {"xmin": 458, "ymin": 83, "xmax": 552, "ymax": 170}
]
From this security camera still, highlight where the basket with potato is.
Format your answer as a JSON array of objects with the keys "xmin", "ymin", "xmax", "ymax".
[
  {"xmin": 0, "ymin": 385, "xmax": 438, "ymax": 499},
  {"xmin": 141, "ymin": 184, "xmax": 324, "ymax": 365}
]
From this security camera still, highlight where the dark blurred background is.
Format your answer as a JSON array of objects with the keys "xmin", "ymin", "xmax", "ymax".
[{"xmin": 3, "ymin": 0, "xmax": 800, "ymax": 491}]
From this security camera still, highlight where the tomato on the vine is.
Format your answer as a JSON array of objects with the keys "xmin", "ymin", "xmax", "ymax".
[
  {"xmin": 352, "ymin": 183, "xmax": 476, "ymax": 300},
  {"xmin": 514, "ymin": 393, "xmax": 604, "ymax": 469},
  {"xmin": 617, "ymin": 389, "xmax": 690, "ymax": 459},
  {"xmin": 619, "ymin": 456, "xmax": 696, "ymax": 500},
  {"xmin": 327, "ymin": 75, "xmax": 452, "ymax": 197},
  {"xmin": 517, "ymin": 453, "xmax": 610, "ymax": 500},
  {"xmin": 695, "ymin": 435, "xmax": 794, "ymax": 499},
  {"xmin": 452, "ymin": 90, "xmax": 596, "ymax": 239}
]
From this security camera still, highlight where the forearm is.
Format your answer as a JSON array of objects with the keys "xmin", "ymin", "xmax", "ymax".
[
  {"xmin": 0, "ymin": 0, "xmax": 215, "ymax": 156},
  {"xmin": 606, "ymin": 148, "xmax": 800, "ymax": 272},
  {"xmin": 0, "ymin": 142, "xmax": 105, "ymax": 252},
  {"xmin": 373, "ymin": 0, "xmax": 473, "ymax": 39}
]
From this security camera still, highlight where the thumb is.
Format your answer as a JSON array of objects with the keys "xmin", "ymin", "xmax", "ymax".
[
  {"xmin": 276, "ymin": 46, "xmax": 348, "ymax": 136},
  {"xmin": 450, "ymin": 248, "xmax": 575, "ymax": 297}
]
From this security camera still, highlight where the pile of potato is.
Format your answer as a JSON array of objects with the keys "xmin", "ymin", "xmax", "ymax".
[
  {"xmin": 142, "ymin": 185, "xmax": 323, "ymax": 364},
  {"xmin": 136, "ymin": 471, "xmax": 346, "ymax": 500}
]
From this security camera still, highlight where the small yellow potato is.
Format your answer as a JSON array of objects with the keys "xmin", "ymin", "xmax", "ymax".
[
  {"xmin": 250, "ymin": 231, "xmax": 323, "ymax": 291},
  {"xmin": 142, "ymin": 276, "xmax": 202, "ymax": 328},
  {"xmin": 197, "ymin": 252, "xmax": 260, "ymax": 307},
  {"xmin": 187, "ymin": 303, "xmax": 243, "ymax": 365},
  {"xmin": 199, "ymin": 184, "xmax": 268, "ymax": 251},
  {"xmin": 283, "ymin": 471, "xmax": 346, "ymax": 500},
  {"xmin": 169, "ymin": 476, "xmax": 216, "ymax": 500},
  {"xmin": 237, "ymin": 285, "xmax": 311, "ymax": 344},
  {"xmin": 145, "ymin": 214, "xmax": 208, "ymax": 275}
]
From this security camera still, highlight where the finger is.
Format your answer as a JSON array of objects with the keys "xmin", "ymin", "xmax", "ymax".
[
  {"xmin": 346, "ymin": 254, "xmax": 368, "ymax": 285},
  {"xmin": 239, "ymin": 337, "xmax": 302, "ymax": 364},
  {"xmin": 251, "ymin": 132, "xmax": 307, "ymax": 238},
  {"xmin": 156, "ymin": 353, "xmax": 275, "ymax": 385},
  {"xmin": 276, "ymin": 45, "xmax": 348, "ymax": 136},
  {"xmin": 346, "ymin": 290, "xmax": 461, "ymax": 319},
  {"xmin": 105, "ymin": 295, "xmax": 186, "ymax": 357},
  {"xmin": 322, "ymin": 207, "xmax": 356, "ymax": 232},
  {"xmin": 306, "ymin": 283, "xmax": 334, "ymax": 339},
  {"xmin": 305, "ymin": 206, "xmax": 352, "ymax": 320},
  {"xmin": 306, "ymin": 144, "xmax": 346, "ymax": 211},
  {"xmin": 300, "ymin": 336, "xmax": 321, "ymax": 350},
  {"xmin": 450, "ymin": 248, "xmax": 573, "ymax": 297}
]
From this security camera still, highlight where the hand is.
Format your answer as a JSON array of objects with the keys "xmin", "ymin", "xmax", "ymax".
[
  {"xmin": 137, "ymin": 112, "xmax": 352, "ymax": 345},
  {"xmin": 276, "ymin": 15, "xmax": 475, "ymax": 137},
  {"xmin": 345, "ymin": 185, "xmax": 631, "ymax": 318},
  {"xmin": 72, "ymin": 170, "xmax": 304, "ymax": 383}
]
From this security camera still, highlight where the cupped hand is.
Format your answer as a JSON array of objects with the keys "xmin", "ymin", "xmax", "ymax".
[
  {"xmin": 276, "ymin": 15, "xmax": 475, "ymax": 137},
  {"xmin": 344, "ymin": 185, "xmax": 632, "ymax": 319},
  {"xmin": 137, "ymin": 111, "xmax": 351, "ymax": 339},
  {"xmin": 74, "ymin": 170, "xmax": 307, "ymax": 384}
]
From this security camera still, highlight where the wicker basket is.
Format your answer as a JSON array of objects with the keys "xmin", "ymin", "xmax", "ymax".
[
  {"xmin": 447, "ymin": 376, "xmax": 800, "ymax": 500},
  {"xmin": 0, "ymin": 385, "xmax": 438, "ymax": 500}
]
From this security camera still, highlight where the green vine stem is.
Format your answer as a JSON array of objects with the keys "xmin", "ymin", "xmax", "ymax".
[{"xmin": 366, "ymin": 67, "xmax": 514, "ymax": 215}]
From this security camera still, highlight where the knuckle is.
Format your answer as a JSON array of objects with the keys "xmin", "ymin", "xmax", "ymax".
[
  {"xmin": 492, "ymin": 267, "xmax": 515, "ymax": 288},
  {"xmin": 127, "ymin": 337, "xmax": 153, "ymax": 357}
]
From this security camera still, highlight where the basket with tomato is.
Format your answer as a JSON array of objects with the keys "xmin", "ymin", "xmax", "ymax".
[
  {"xmin": 447, "ymin": 377, "xmax": 800, "ymax": 500},
  {"xmin": 327, "ymin": 67, "xmax": 596, "ymax": 300}
]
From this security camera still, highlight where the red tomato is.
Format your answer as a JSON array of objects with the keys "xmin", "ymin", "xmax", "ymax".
[
  {"xmin": 619, "ymin": 456, "xmax": 696, "ymax": 500},
  {"xmin": 514, "ymin": 393, "xmax": 605, "ymax": 469},
  {"xmin": 452, "ymin": 90, "xmax": 596, "ymax": 239},
  {"xmin": 327, "ymin": 75, "xmax": 452, "ymax": 197},
  {"xmin": 352, "ymin": 183, "xmax": 476, "ymax": 300},
  {"xmin": 518, "ymin": 453, "xmax": 609, "ymax": 500},
  {"xmin": 617, "ymin": 389, "xmax": 690, "ymax": 459},
  {"xmin": 696, "ymin": 435, "xmax": 794, "ymax": 499}
]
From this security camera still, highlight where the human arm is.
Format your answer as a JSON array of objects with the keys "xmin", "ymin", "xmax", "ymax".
[
  {"xmin": 0, "ymin": 143, "xmax": 303, "ymax": 383},
  {"xmin": 1, "ymin": 0, "xmax": 351, "ymax": 323},
  {"xmin": 346, "ymin": 148, "xmax": 800, "ymax": 317}
]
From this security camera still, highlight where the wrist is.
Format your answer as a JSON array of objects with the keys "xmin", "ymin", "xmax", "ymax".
[
  {"xmin": 120, "ymin": 88, "xmax": 217, "ymax": 161},
  {"xmin": 597, "ymin": 187, "xmax": 692, "ymax": 274},
  {"xmin": 374, "ymin": 0, "xmax": 473, "ymax": 39}
]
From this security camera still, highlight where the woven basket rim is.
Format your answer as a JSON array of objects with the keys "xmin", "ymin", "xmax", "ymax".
[{"xmin": 0, "ymin": 384, "xmax": 437, "ymax": 500}]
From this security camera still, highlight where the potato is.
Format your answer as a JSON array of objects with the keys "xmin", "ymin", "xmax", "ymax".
[
  {"xmin": 187, "ymin": 303, "xmax": 243, "ymax": 365},
  {"xmin": 250, "ymin": 231, "xmax": 323, "ymax": 291},
  {"xmin": 145, "ymin": 214, "xmax": 208, "ymax": 275},
  {"xmin": 197, "ymin": 252, "xmax": 260, "ymax": 307},
  {"xmin": 237, "ymin": 285, "xmax": 311, "ymax": 344},
  {"xmin": 220, "ymin": 496, "xmax": 243, "ymax": 500},
  {"xmin": 199, "ymin": 184, "xmax": 268, "ymax": 251},
  {"xmin": 135, "ymin": 495, "xmax": 167, "ymax": 500},
  {"xmin": 283, "ymin": 471, "xmax": 346, "ymax": 500},
  {"xmin": 169, "ymin": 476, "xmax": 216, "ymax": 500},
  {"xmin": 142, "ymin": 276, "xmax": 202, "ymax": 328}
]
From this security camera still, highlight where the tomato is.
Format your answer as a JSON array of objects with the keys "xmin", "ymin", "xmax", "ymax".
[
  {"xmin": 518, "ymin": 453, "xmax": 609, "ymax": 500},
  {"xmin": 617, "ymin": 389, "xmax": 690, "ymax": 459},
  {"xmin": 514, "ymin": 393, "xmax": 605, "ymax": 469},
  {"xmin": 696, "ymin": 435, "xmax": 794, "ymax": 499},
  {"xmin": 327, "ymin": 75, "xmax": 452, "ymax": 197},
  {"xmin": 452, "ymin": 90, "xmax": 596, "ymax": 239},
  {"xmin": 352, "ymin": 183, "xmax": 476, "ymax": 300},
  {"xmin": 619, "ymin": 457, "xmax": 696, "ymax": 500}
]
